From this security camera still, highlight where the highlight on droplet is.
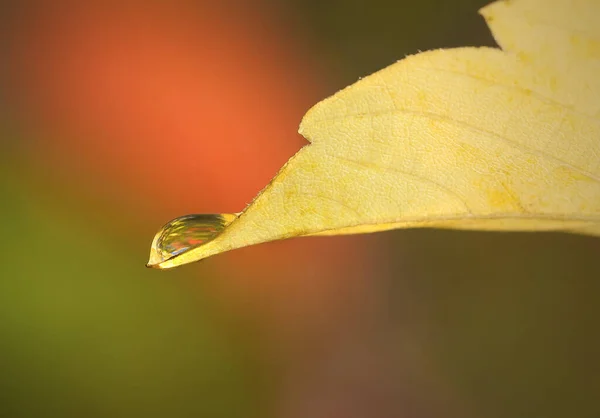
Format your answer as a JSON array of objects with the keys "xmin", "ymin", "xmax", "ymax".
[{"xmin": 146, "ymin": 213, "xmax": 237, "ymax": 269}]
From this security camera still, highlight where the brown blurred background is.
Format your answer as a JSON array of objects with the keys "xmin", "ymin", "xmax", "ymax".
[{"xmin": 1, "ymin": 1, "xmax": 599, "ymax": 417}]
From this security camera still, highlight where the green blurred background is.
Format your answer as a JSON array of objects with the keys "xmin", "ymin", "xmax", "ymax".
[{"xmin": 2, "ymin": 1, "xmax": 599, "ymax": 417}]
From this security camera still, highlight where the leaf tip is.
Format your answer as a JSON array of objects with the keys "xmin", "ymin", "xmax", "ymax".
[{"xmin": 146, "ymin": 213, "xmax": 238, "ymax": 269}]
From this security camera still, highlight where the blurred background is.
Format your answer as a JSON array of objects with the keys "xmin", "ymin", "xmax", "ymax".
[{"xmin": 1, "ymin": 1, "xmax": 599, "ymax": 417}]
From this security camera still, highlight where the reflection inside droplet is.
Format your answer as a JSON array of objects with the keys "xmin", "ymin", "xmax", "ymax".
[{"xmin": 147, "ymin": 213, "xmax": 237, "ymax": 267}]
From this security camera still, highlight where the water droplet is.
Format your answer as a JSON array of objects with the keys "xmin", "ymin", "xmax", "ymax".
[{"xmin": 147, "ymin": 213, "xmax": 237, "ymax": 268}]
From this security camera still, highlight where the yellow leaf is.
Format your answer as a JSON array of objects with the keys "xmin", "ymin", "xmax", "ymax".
[{"xmin": 147, "ymin": 0, "xmax": 600, "ymax": 269}]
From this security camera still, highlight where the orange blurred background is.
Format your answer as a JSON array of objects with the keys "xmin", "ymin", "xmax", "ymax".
[{"xmin": 2, "ymin": 1, "xmax": 599, "ymax": 417}]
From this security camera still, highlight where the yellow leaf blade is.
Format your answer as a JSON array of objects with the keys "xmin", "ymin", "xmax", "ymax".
[{"xmin": 148, "ymin": 0, "xmax": 600, "ymax": 268}]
